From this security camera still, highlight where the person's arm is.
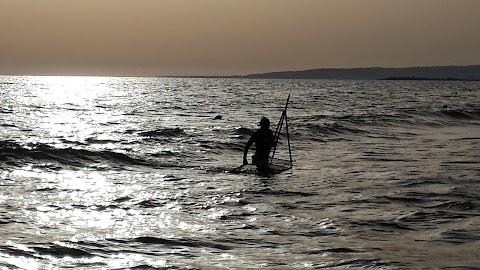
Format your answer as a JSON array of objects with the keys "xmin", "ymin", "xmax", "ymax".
[
  {"xmin": 243, "ymin": 137, "xmax": 254, "ymax": 165},
  {"xmin": 270, "ymin": 130, "xmax": 276, "ymax": 149}
]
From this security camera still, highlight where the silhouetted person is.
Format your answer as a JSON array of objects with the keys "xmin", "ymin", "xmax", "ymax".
[{"xmin": 243, "ymin": 117, "xmax": 275, "ymax": 172}]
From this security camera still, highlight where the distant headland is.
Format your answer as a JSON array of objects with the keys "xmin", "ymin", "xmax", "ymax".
[{"xmin": 193, "ymin": 65, "xmax": 480, "ymax": 81}]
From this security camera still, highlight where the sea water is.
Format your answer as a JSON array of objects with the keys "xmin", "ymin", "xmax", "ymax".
[{"xmin": 1, "ymin": 76, "xmax": 479, "ymax": 269}]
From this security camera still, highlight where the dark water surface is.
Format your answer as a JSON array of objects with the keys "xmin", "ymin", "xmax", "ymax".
[{"xmin": 1, "ymin": 76, "xmax": 479, "ymax": 269}]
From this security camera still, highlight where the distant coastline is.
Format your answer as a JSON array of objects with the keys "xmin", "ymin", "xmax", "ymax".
[
  {"xmin": 230, "ymin": 65, "xmax": 480, "ymax": 81},
  {"xmin": 380, "ymin": 77, "xmax": 480, "ymax": 82}
]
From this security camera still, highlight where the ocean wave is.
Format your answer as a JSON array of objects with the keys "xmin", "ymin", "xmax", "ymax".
[
  {"xmin": 31, "ymin": 244, "xmax": 93, "ymax": 258},
  {"xmin": 0, "ymin": 140, "xmax": 215, "ymax": 172},
  {"xmin": 396, "ymin": 210, "xmax": 468, "ymax": 225},
  {"xmin": 109, "ymin": 236, "xmax": 232, "ymax": 250},
  {"xmin": 0, "ymin": 140, "xmax": 147, "ymax": 168},
  {"xmin": 138, "ymin": 127, "xmax": 186, "ymax": 137},
  {"xmin": 0, "ymin": 245, "xmax": 38, "ymax": 259},
  {"xmin": 440, "ymin": 228, "xmax": 480, "ymax": 244},
  {"xmin": 292, "ymin": 122, "xmax": 369, "ymax": 141},
  {"xmin": 84, "ymin": 137, "xmax": 122, "ymax": 145},
  {"xmin": 320, "ymin": 258, "xmax": 399, "ymax": 269},
  {"xmin": 435, "ymin": 108, "xmax": 480, "ymax": 120},
  {"xmin": 0, "ymin": 108, "xmax": 14, "ymax": 114},
  {"xmin": 248, "ymin": 187, "xmax": 316, "ymax": 197},
  {"xmin": 425, "ymin": 201, "xmax": 475, "ymax": 211},
  {"xmin": 349, "ymin": 219, "xmax": 413, "ymax": 232},
  {"xmin": 0, "ymin": 216, "xmax": 19, "ymax": 225},
  {"xmin": 292, "ymin": 107, "xmax": 480, "ymax": 140},
  {"xmin": 235, "ymin": 127, "xmax": 254, "ymax": 135}
]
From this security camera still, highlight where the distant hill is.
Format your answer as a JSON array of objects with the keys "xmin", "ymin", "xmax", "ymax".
[{"xmin": 237, "ymin": 65, "xmax": 480, "ymax": 80}]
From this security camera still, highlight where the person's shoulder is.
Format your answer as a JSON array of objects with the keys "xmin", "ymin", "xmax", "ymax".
[{"xmin": 258, "ymin": 128, "xmax": 273, "ymax": 137}]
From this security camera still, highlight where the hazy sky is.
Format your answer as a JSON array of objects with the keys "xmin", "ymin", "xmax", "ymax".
[{"xmin": 1, "ymin": 0, "xmax": 480, "ymax": 76}]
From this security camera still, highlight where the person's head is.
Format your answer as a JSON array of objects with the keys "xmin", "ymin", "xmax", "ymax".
[{"xmin": 260, "ymin": 117, "xmax": 270, "ymax": 129}]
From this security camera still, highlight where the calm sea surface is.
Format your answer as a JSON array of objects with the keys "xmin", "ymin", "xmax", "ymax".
[{"xmin": 1, "ymin": 76, "xmax": 479, "ymax": 269}]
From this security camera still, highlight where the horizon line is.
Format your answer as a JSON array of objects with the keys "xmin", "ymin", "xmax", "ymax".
[{"xmin": 1, "ymin": 64, "xmax": 479, "ymax": 78}]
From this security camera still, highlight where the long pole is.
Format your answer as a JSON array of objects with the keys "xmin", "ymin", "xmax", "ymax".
[
  {"xmin": 269, "ymin": 94, "xmax": 290, "ymax": 166},
  {"xmin": 284, "ymin": 107, "xmax": 293, "ymax": 168},
  {"xmin": 269, "ymin": 111, "xmax": 284, "ymax": 164}
]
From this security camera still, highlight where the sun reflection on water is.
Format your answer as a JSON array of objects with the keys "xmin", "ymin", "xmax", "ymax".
[
  {"xmin": 15, "ymin": 76, "xmax": 129, "ymax": 145},
  {"xmin": 9, "ymin": 165, "xmax": 219, "ymax": 244},
  {"xmin": 31, "ymin": 76, "xmax": 114, "ymax": 106}
]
